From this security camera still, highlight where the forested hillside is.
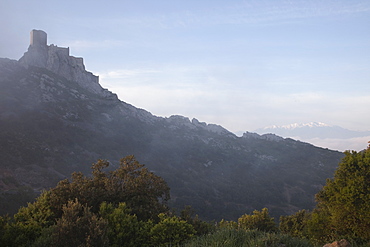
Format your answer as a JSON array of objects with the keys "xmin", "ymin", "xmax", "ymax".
[{"xmin": 1, "ymin": 148, "xmax": 369, "ymax": 246}]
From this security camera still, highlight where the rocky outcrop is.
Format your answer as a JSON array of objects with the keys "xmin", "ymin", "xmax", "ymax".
[
  {"xmin": 242, "ymin": 131, "xmax": 284, "ymax": 142},
  {"xmin": 165, "ymin": 115, "xmax": 232, "ymax": 135},
  {"xmin": 323, "ymin": 239, "xmax": 351, "ymax": 247},
  {"xmin": 19, "ymin": 30, "xmax": 112, "ymax": 97}
]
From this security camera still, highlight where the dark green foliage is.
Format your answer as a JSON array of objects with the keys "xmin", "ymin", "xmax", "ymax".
[
  {"xmin": 99, "ymin": 202, "xmax": 152, "ymax": 247},
  {"xmin": 49, "ymin": 199, "xmax": 108, "ymax": 247},
  {"xmin": 218, "ymin": 219, "xmax": 238, "ymax": 229},
  {"xmin": 0, "ymin": 192, "xmax": 55, "ymax": 246},
  {"xmin": 238, "ymin": 208, "xmax": 278, "ymax": 233},
  {"xmin": 305, "ymin": 209, "xmax": 334, "ymax": 244},
  {"xmin": 0, "ymin": 156, "xmax": 206, "ymax": 246},
  {"xmin": 180, "ymin": 205, "xmax": 215, "ymax": 235},
  {"xmin": 184, "ymin": 228, "xmax": 314, "ymax": 247},
  {"xmin": 276, "ymin": 145, "xmax": 370, "ymax": 246},
  {"xmin": 150, "ymin": 213, "xmax": 196, "ymax": 246},
  {"xmin": 47, "ymin": 155, "xmax": 170, "ymax": 221},
  {"xmin": 279, "ymin": 209, "xmax": 310, "ymax": 238},
  {"xmin": 14, "ymin": 191, "xmax": 55, "ymax": 228},
  {"xmin": 1, "ymin": 166, "xmax": 207, "ymax": 247},
  {"xmin": 313, "ymin": 146, "xmax": 370, "ymax": 242},
  {"xmin": 0, "ymin": 216, "xmax": 6, "ymax": 237}
]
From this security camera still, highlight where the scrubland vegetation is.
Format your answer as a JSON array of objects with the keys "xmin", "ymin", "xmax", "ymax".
[{"xmin": 1, "ymin": 145, "xmax": 369, "ymax": 246}]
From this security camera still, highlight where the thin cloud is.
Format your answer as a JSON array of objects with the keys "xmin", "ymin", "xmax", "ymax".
[
  {"xmin": 215, "ymin": 0, "xmax": 370, "ymax": 25},
  {"xmin": 100, "ymin": 69, "xmax": 161, "ymax": 79},
  {"xmin": 143, "ymin": 1, "xmax": 370, "ymax": 28},
  {"xmin": 91, "ymin": 0, "xmax": 370, "ymax": 30},
  {"xmin": 42, "ymin": 1, "xmax": 370, "ymax": 31},
  {"xmin": 61, "ymin": 39, "xmax": 127, "ymax": 51}
]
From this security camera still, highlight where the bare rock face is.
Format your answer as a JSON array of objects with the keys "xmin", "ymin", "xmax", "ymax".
[
  {"xmin": 323, "ymin": 239, "xmax": 351, "ymax": 247},
  {"xmin": 19, "ymin": 29, "xmax": 111, "ymax": 97}
]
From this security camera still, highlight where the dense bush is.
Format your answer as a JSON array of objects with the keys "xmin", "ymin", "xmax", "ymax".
[
  {"xmin": 279, "ymin": 145, "xmax": 370, "ymax": 245},
  {"xmin": 0, "ymin": 156, "xmax": 212, "ymax": 246},
  {"xmin": 99, "ymin": 202, "xmax": 152, "ymax": 247},
  {"xmin": 279, "ymin": 209, "xmax": 310, "ymax": 238},
  {"xmin": 314, "ymin": 146, "xmax": 370, "ymax": 242},
  {"xmin": 150, "ymin": 213, "xmax": 195, "ymax": 246},
  {"xmin": 238, "ymin": 208, "xmax": 277, "ymax": 232},
  {"xmin": 184, "ymin": 228, "xmax": 314, "ymax": 247},
  {"xmin": 46, "ymin": 155, "xmax": 170, "ymax": 221}
]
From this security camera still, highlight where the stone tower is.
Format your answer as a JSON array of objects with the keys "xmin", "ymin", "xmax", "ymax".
[
  {"xmin": 30, "ymin": 29, "xmax": 47, "ymax": 47},
  {"xmin": 19, "ymin": 30, "xmax": 111, "ymax": 97}
]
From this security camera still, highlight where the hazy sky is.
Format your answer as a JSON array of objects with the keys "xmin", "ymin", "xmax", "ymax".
[{"xmin": 1, "ymin": 0, "xmax": 370, "ymax": 138}]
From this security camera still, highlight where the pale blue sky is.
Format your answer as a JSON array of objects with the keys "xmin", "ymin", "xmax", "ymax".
[{"xmin": 1, "ymin": 1, "xmax": 370, "ymax": 143}]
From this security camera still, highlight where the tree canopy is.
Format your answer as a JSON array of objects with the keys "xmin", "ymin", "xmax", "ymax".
[
  {"xmin": 315, "ymin": 145, "xmax": 370, "ymax": 241},
  {"xmin": 238, "ymin": 208, "xmax": 277, "ymax": 233},
  {"xmin": 0, "ymin": 156, "xmax": 175, "ymax": 246},
  {"xmin": 44, "ymin": 155, "xmax": 170, "ymax": 221}
]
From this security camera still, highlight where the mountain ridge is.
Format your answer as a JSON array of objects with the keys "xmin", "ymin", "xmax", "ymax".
[
  {"xmin": 254, "ymin": 122, "xmax": 370, "ymax": 151},
  {"xmin": 260, "ymin": 122, "xmax": 332, "ymax": 130},
  {"xmin": 0, "ymin": 30, "xmax": 344, "ymax": 220},
  {"xmin": 256, "ymin": 122, "xmax": 370, "ymax": 138}
]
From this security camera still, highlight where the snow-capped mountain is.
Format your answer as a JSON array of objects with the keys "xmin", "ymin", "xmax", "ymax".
[
  {"xmin": 256, "ymin": 122, "xmax": 369, "ymax": 139},
  {"xmin": 265, "ymin": 122, "xmax": 331, "ymax": 130},
  {"xmin": 255, "ymin": 122, "xmax": 370, "ymax": 151}
]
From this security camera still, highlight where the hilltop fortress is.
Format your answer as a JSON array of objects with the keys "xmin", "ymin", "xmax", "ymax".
[{"xmin": 19, "ymin": 29, "xmax": 111, "ymax": 96}]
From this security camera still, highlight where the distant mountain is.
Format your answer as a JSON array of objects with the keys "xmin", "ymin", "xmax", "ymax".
[
  {"xmin": 255, "ymin": 122, "xmax": 370, "ymax": 140},
  {"xmin": 254, "ymin": 122, "xmax": 370, "ymax": 152},
  {"xmin": 0, "ymin": 30, "xmax": 344, "ymax": 220}
]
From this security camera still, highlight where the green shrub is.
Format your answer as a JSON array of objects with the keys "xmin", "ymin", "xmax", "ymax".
[
  {"xmin": 99, "ymin": 202, "xmax": 152, "ymax": 247},
  {"xmin": 184, "ymin": 228, "xmax": 314, "ymax": 247},
  {"xmin": 279, "ymin": 209, "xmax": 310, "ymax": 238},
  {"xmin": 150, "ymin": 213, "xmax": 195, "ymax": 246},
  {"xmin": 312, "ymin": 146, "xmax": 370, "ymax": 243},
  {"xmin": 238, "ymin": 208, "xmax": 277, "ymax": 232}
]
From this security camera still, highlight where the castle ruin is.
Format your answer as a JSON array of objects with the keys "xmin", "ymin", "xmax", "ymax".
[
  {"xmin": 18, "ymin": 30, "xmax": 111, "ymax": 96},
  {"xmin": 30, "ymin": 29, "xmax": 47, "ymax": 47}
]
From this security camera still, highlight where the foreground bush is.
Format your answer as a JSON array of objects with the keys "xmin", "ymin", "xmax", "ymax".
[
  {"xmin": 238, "ymin": 208, "xmax": 277, "ymax": 233},
  {"xmin": 278, "ymin": 144, "xmax": 370, "ymax": 246},
  {"xmin": 150, "ymin": 213, "xmax": 195, "ymax": 246},
  {"xmin": 184, "ymin": 228, "xmax": 314, "ymax": 247},
  {"xmin": 0, "ymin": 156, "xmax": 198, "ymax": 246},
  {"xmin": 314, "ymin": 146, "xmax": 370, "ymax": 243}
]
